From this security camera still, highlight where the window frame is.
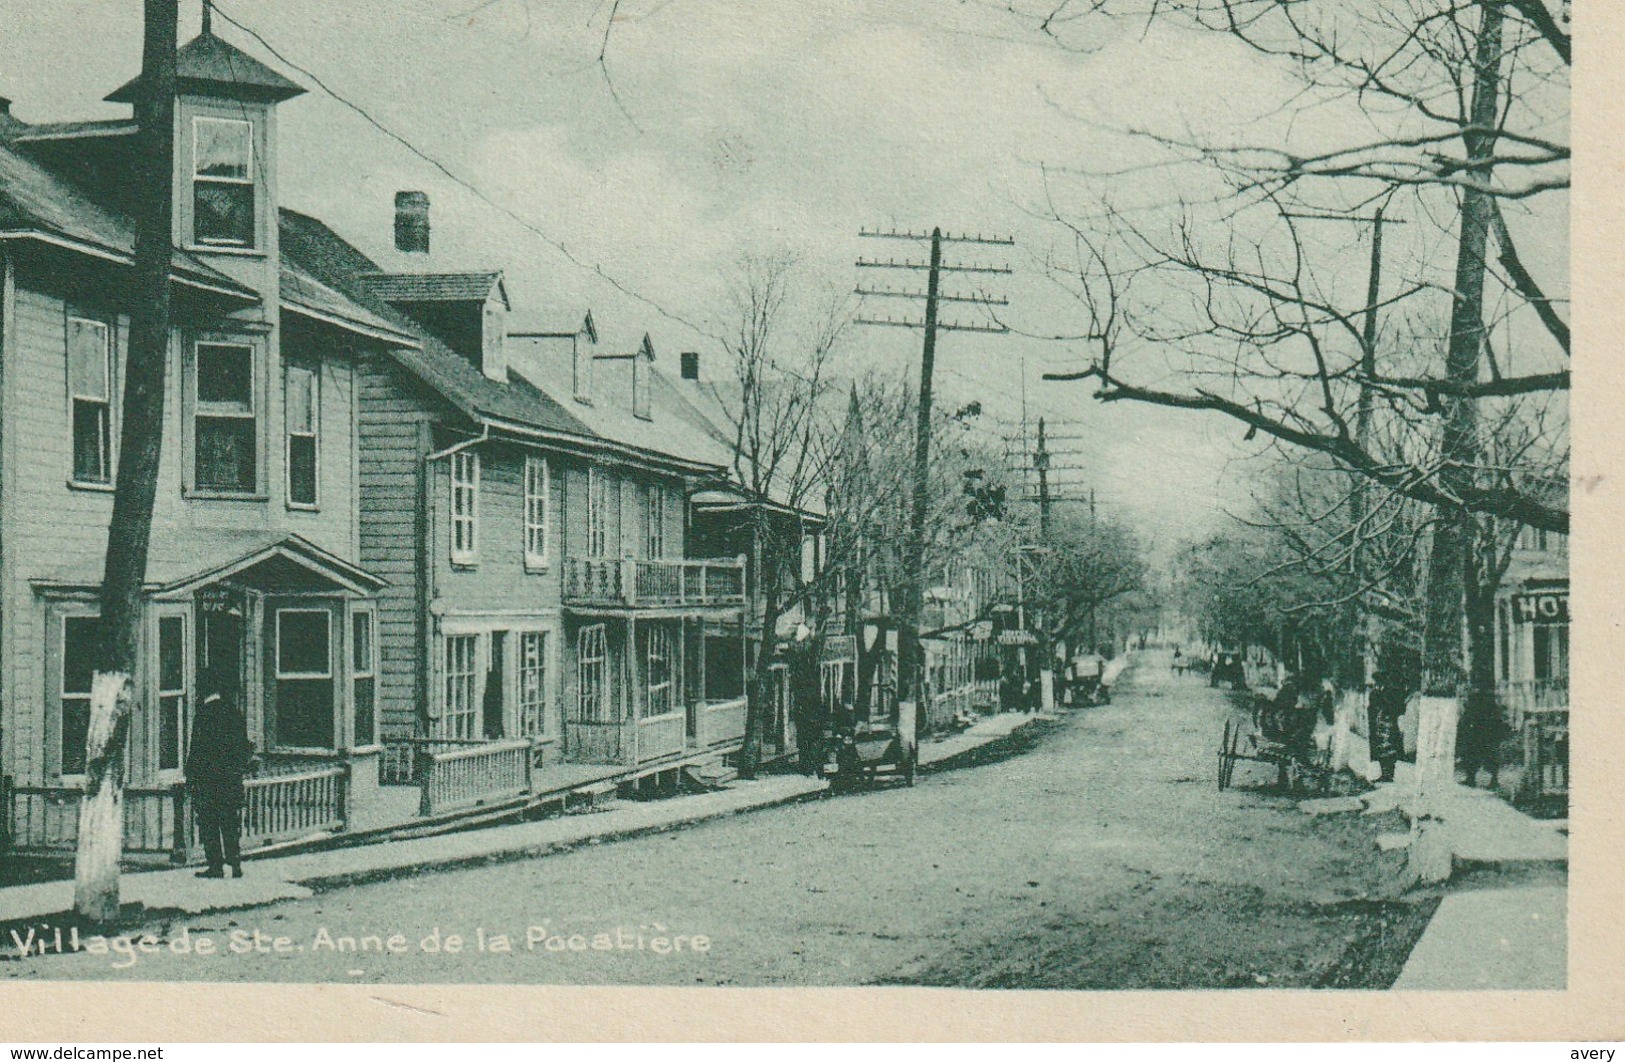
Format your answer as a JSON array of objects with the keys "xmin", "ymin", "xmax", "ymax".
[
  {"xmin": 450, "ymin": 450, "xmax": 480, "ymax": 566},
  {"xmin": 644, "ymin": 624, "xmax": 675, "ymax": 719},
  {"xmin": 154, "ymin": 608, "xmax": 190, "ymax": 780},
  {"xmin": 53, "ymin": 609, "xmax": 103, "ymax": 783},
  {"xmin": 351, "ymin": 606, "xmax": 378, "ymax": 749},
  {"xmin": 273, "ymin": 607, "xmax": 336, "ymax": 753},
  {"xmin": 190, "ymin": 115, "xmax": 257, "ymax": 250},
  {"xmin": 586, "ymin": 466, "xmax": 608, "ymax": 558},
  {"xmin": 441, "ymin": 633, "xmax": 480, "ymax": 739},
  {"xmin": 577, "ymin": 623, "xmax": 610, "ymax": 723},
  {"xmin": 189, "ymin": 338, "xmax": 263, "ymax": 497},
  {"xmin": 284, "ymin": 362, "xmax": 320, "ymax": 510},
  {"xmin": 645, "ymin": 486, "xmax": 665, "ymax": 560},
  {"xmin": 516, "ymin": 629, "xmax": 550, "ymax": 739},
  {"xmin": 523, "ymin": 455, "xmax": 551, "ymax": 571},
  {"xmin": 65, "ymin": 314, "xmax": 115, "ymax": 489}
]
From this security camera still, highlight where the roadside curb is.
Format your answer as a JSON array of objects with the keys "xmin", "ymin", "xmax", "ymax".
[{"xmin": 0, "ymin": 711, "xmax": 1055, "ymax": 932}]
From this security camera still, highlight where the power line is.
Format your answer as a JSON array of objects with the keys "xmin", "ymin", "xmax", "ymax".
[{"xmin": 211, "ymin": 3, "xmax": 719, "ymax": 343}]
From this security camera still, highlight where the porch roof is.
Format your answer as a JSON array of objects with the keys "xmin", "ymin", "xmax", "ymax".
[{"xmin": 31, "ymin": 532, "xmax": 387, "ymax": 597}]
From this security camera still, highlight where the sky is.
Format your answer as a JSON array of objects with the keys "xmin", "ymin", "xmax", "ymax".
[{"xmin": 0, "ymin": 0, "xmax": 1569, "ymax": 553}]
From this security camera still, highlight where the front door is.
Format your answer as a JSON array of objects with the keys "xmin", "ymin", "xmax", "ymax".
[
  {"xmin": 265, "ymin": 598, "xmax": 339, "ymax": 751},
  {"xmin": 196, "ymin": 591, "xmax": 244, "ymax": 704}
]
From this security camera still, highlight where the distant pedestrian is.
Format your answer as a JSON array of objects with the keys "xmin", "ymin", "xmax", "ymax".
[
  {"xmin": 186, "ymin": 689, "xmax": 255, "ymax": 879},
  {"xmin": 1367, "ymin": 647, "xmax": 1418, "ymax": 783}
]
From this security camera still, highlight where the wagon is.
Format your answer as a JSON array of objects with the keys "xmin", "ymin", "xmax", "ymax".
[{"xmin": 1217, "ymin": 703, "xmax": 1333, "ymax": 794}]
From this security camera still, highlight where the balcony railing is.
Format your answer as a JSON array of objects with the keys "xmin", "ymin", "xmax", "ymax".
[{"xmin": 563, "ymin": 555, "xmax": 746, "ymax": 608}]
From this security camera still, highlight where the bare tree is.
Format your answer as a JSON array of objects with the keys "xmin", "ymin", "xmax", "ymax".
[{"xmin": 74, "ymin": 0, "xmax": 178, "ymax": 924}]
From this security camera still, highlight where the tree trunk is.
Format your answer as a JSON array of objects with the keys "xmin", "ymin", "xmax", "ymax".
[
  {"xmin": 74, "ymin": 0, "xmax": 177, "ymax": 923},
  {"xmin": 739, "ymin": 549, "xmax": 785, "ymax": 779},
  {"xmin": 1411, "ymin": 0, "xmax": 1504, "ymax": 885}
]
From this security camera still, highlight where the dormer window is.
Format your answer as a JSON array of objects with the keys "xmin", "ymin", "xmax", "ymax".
[{"xmin": 192, "ymin": 116, "xmax": 255, "ymax": 248}]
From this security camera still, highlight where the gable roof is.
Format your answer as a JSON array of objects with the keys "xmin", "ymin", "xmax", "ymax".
[
  {"xmin": 358, "ymin": 271, "xmax": 509, "ymax": 307},
  {"xmin": 0, "ymin": 139, "xmax": 256, "ymax": 301},
  {"xmin": 278, "ymin": 208, "xmax": 592, "ymax": 440},
  {"xmin": 106, "ymin": 31, "xmax": 305, "ymax": 104}
]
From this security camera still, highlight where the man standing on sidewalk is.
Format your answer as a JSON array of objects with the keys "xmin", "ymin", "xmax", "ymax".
[{"xmin": 187, "ymin": 690, "xmax": 255, "ymax": 879}]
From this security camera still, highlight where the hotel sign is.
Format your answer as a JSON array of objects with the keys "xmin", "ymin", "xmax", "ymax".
[{"xmin": 1512, "ymin": 591, "xmax": 1568, "ymax": 625}]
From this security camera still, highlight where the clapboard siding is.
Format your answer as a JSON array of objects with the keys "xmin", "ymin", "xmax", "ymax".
[
  {"xmin": 0, "ymin": 263, "xmax": 377, "ymax": 792},
  {"xmin": 356, "ymin": 357, "xmax": 434, "ymax": 741}
]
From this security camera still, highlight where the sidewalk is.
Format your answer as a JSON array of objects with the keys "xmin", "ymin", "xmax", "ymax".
[
  {"xmin": 1327, "ymin": 731, "xmax": 1568, "ymax": 989},
  {"xmin": 0, "ymin": 711, "xmax": 1042, "ymax": 927}
]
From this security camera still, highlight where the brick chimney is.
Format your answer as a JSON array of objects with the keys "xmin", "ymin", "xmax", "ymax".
[
  {"xmin": 680, "ymin": 351, "xmax": 700, "ymax": 381},
  {"xmin": 394, "ymin": 190, "xmax": 430, "ymax": 254}
]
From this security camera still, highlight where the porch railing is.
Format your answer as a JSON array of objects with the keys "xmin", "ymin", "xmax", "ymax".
[
  {"xmin": 1, "ymin": 779, "xmax": 188, "ymax": 861},
  {"xmin": 241, "ymin": 764, "xmax": 348, "ymax": 848},
  {"xmin": 417, "ymin": 738, "xmax": 533, "ymax": 816},
  {"xmin": 380, "ymin": 738, "xmax": 491, "ymax": 786},
  {"xmin": 1519, "ymin": 707, "xmax": 1569, "ymax": 799},
  {"xmin": 695, "ymin": 697, "xmax": 748, "ymax": 749},
  {"xmin": 566, "ymin": 719, "xmax": 628, "ymax": 764},
  {"xmin": 638, "ymin": 712, "xmax": 687, "ymax": 761},
  {"xmin": 563, "ymin": 555, "xmax": 746, "ymax": 608},
  {"xmin": 1498, "ymin": 679, "xmax": 1569, "ymax": 730}
]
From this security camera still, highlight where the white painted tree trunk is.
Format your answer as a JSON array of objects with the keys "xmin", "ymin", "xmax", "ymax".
[
  {"xmin": 73, "ymin": 671, "xmax": 132, "ymax": 923},
  {"xmin": 1409, "ymin": 693, "xmax": 1459, "ymax": 885}
]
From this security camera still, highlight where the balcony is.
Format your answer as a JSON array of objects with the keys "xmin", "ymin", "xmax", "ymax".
[{"xmin": 563, "ymin": 555, "xmax": 746, "ymax": 609}]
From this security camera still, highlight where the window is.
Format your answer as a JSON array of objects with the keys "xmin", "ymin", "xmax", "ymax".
[
  {"xmin": 59, "ymin": 615, "xmax": 103, "ymax": 777},
  {"xmin": 157, "ymin": 615, "xmax": 187, "ymax": 772},
  {"xmin": 442, "ymin": 634, "xmax": 479, "ymax": 738},
  {"xmin": 450, "ymin": 451, "xmax": 479, "ymax": 564},
  {"xmin": 577, "ymin": 624, "xmax": 609, "ymax": 722},
  {"xmin": 67, "ymin": 317, "xmax": 113, "ymax": 484},
  {"xmin": 587, "ymin": 467, "xmax": 608, "ymax": 558},
  {"xmin": 646, "ymin": 488, "xmax": 665, "ymax": 559},
  {"xmin": 517, "ymin": 631, "xmax": 548, "ymax": 738},
  {"xmin": 194, "ymin": 341, "xmax": 257, "ymax": 493},
  {"xmin": 352, "ymin": 610, "xmax": 376, "ymax": 748},
  {"xmin": 285, "ymin": 364, "xmax": 318, "ymax": 507},
  {"xmin": 192, "ymin": 116, "xmax": 255, "ymax": 248},
  {"xmin": 524, "ymin": 456, "xmax": 550, "ymax": 569},
  {"xmin": 645, "ymin": 625, "xmax": 674, "ymax": 718},
  {"xmin": 275, "ymin": 609, "xmax": 334, "ymax": 748}
]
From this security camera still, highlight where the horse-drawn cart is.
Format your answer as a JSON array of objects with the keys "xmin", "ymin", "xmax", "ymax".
[{"xmin": 1217, "ymin": 697, "xmax": 1333, "ymax": 794}]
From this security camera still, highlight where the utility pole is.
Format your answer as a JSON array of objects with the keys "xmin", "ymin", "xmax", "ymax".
[
  {"xmin": 1034, "ymin": 417, "xmax": 1052, "ymax": 539},
  {"xmin": 855, "ymin": 227, "xmax": 1012, "ymax": 713},
  {"xmin": 75, "ymin": 0, "xmax": 178, "ymax": 923}
]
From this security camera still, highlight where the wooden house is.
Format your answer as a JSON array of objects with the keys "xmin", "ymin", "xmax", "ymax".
[
  {"xmin": 0, "ymin": 31, "xmax": 418, "ymax": 859},
  {"xmin": 282, "ymin": 196, "xmax": 753, "ymax": 815}
]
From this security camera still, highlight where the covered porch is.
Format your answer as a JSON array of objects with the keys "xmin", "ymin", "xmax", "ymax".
[
  {"xmin": 7, "ymin": 533, "xmax": 389, "ymax": 862},
  {"xmin": 562, "ymin": 605, "xmax": 749, "ymax": 769}
]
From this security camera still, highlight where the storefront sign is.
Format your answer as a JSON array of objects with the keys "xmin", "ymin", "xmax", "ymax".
[
  {"xmin": 1512, "ymin": 591, "xmax": 1568, "ymax": 625},
  {"xmin": 998, "ymin": 629, "xmax": 1037, "ymax": 646}
]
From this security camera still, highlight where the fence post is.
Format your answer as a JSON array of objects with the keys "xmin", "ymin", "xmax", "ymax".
[
  {"xmin": 0, "ymin": 774, "xmax": 11, "ymax": 851},
  {"xmin": 338, "ymin": 761, "xmax": 353, "ymax": 833},
  {"xmin": 524, "ymin": 740, "xmax": 535, "ymax": 794},
  {"xmin": 170, "ymin": 782, "xmax": 193, "ymax": 865},
  {"xmin": 416, "ymin": 746, "xmax": 434, "ymax": 817}
]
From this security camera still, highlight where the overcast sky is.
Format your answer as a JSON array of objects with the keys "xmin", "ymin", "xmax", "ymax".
[{"xmin": 1, "ymin": 0, "xmax": 1565, "ymax": 550}]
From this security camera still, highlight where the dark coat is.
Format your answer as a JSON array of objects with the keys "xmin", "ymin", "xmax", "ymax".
[{"xmin": 187, "ymin": 699, "xmax": 254, "ymax": 803}]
